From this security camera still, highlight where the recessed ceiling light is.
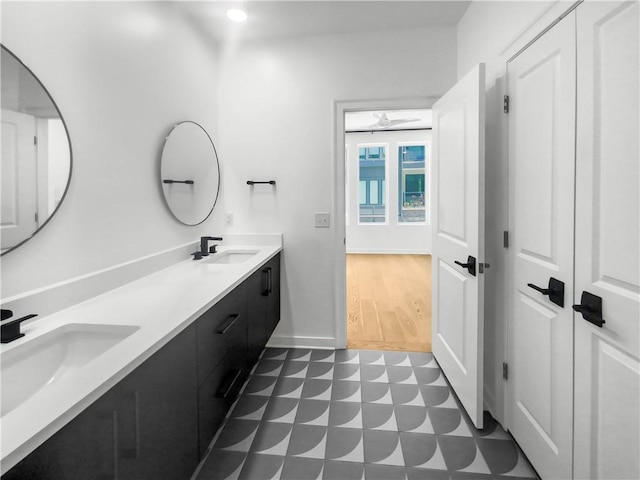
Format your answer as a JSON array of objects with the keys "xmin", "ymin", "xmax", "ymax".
[{"xmin": 227, "ymin": 8, "xmax": 247, "ymax": 23}]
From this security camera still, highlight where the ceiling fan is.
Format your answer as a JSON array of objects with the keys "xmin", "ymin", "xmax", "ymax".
[{"xmin": 367, "ymin": 112, "xmax": 421, "ymax": 129}]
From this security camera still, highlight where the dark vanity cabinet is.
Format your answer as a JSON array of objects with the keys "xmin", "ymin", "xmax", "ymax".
[
  {"xmin": 3, "ymin": 325, "xmax": 199, "ymax": 480},
  {"xmin": 3, "ymin": 253, "xmax": 281, "ymax": 480}
]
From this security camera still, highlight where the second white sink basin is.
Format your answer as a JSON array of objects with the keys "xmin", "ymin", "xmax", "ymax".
[
  {"xmin": 205, "ymin": 250, "xmax": 259, "ymax": 264},
  {"xmin": 1, "ymin": 323, "xmax": 139, "ymax": 417}
]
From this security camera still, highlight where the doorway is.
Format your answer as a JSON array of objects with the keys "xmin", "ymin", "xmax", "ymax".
[
  {"xmin": 347, "ymin": 253, "xmax": 432, "ymax": 351},
  {"xmin": 343, "ymin": 108, "xmax": 433, "ymax": 353}
]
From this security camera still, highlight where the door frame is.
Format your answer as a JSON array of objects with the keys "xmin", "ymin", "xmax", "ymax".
[{"xmin": 332, "ymin": 97, "xmax": 438, "ymax": 349}]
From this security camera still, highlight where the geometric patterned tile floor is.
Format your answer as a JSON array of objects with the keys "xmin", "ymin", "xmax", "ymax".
[{"xmin": 194, "ymin": 348, "xmax": 540, "ymax": 480}]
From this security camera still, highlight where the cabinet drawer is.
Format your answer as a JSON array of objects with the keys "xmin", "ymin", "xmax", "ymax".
[
  {"xmin": 196, "ymin": 287, "xmax": 247, "ymax": 385},
  {"xmin": 197, "ymin": 357, "xmax": 246, "ymax": 458}
]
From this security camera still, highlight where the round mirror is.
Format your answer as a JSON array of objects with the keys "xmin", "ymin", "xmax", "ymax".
[
  {"xmin": 160, "ymin": 121, "xmax": 220, "ymax": 225},
  {"xmin": 1, "ymin": 46, "xmax": 72, "ymax": 255}
]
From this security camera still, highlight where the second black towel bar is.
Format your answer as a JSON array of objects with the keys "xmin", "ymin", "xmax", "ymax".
[{"xmin": 163, "ymin": 179, "xmax": 194, "ymax": 185}]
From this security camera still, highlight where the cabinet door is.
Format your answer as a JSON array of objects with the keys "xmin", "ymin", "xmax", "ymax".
[
  {"xmin": 118, "ymin": 324, "xmax": 198, "ymax": 480},
  {"xmin": 247, "ymin": 254, "xmax": 281, "ymax": 365},
  {"xmin": 573, "ymin": 2, "xmax": 640, "ymax": 479},
  {"xmin": 247, "ymin": 267, "xmax": 269, "ymax": 365},
  {"xmin": 2, "ymin": 390, "xmax": 119, "ymax": 480},
  {"xmin": 265, "ymin": 253, "xmax": 281, "ymax": 339}
]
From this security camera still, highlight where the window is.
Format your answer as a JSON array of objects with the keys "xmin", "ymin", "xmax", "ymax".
[
  {"xmin": 359, "ymin": 146, "xmax": 386, "ymax": 161},
  {"xmin": 398, "ymin": 145, "xmax": 426, "ymax": 223},
  {"xmin": 359, "ymin": 145, "xmax": 386, "ymax": 223}
]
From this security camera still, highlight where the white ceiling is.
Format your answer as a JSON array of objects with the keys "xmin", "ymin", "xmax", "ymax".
[{"xmin": 181, "ymin": 1, "xmax": 471, "ymax": 42}]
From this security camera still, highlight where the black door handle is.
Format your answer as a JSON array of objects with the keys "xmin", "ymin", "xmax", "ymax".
[
  {"xmin": 573, "ymin": 291, "xmax": 605, "ymax": 327},
  {"xmin": 454, "ymin": 255, "xmax": 476, "ymax": 276},
  {"xmin": 527, "ymin": 277, "xmax": 565, "ymax": 308}
]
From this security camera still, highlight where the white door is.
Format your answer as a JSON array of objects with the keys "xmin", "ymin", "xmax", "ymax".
[
  {"xmin": 431, "ymin": 63, "xmax": 485, "ymax": 429},
  {"xmin": 1, "ymin": 109, "xmax": 38, "ymax": 251},
  {"xmin": 507, "ymin": 13, "xmax": 576, "ymax": 480},
  {"xmin": 573, "ymin": 2, "xmax": 640, "ymax": 479}
]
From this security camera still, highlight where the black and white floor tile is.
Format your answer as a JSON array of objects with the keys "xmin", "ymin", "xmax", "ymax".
[{"xmin": 195, "ymin": 348, "xmax": 539, "ymax": 480}]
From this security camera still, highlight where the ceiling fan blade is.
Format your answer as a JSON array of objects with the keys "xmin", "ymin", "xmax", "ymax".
[
  {"xmin": 388, "ymin": 118, "xmax": 421, "ymax": 127},
  {"xmin": 361, "ymin": 113, "xmax": 422, "ymax": 129}
]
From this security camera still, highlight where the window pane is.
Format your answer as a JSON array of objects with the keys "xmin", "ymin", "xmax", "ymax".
[
  {"xmin": 359, "ymin": 145, "xmax": 386, "ymax": 223},
  {"xmin": 370, "ymin": 180, "xmax": 379, "ymax": 204},
  {"xmin": 359, "ymin": 180, "xmax": 367, "ymax": 205},
  {"xmin": 399, "ymin": 145, "xmax": 426, "ymax": 223}
]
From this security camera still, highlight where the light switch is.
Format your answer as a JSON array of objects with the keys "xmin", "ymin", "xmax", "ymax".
[{"xmin": 315, "ymin": 213, "xmax": 330, "ymax": 228}]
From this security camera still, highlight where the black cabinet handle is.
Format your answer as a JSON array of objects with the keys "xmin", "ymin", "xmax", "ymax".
[
  {"xmin": 573, "ymin": 291, "xmax": 605, "ymax": 327},
  {"xmin": 261, "ymin": 269, "xmax": 270, "ymax": 296},
  {"xmin": 267, "ymin": 267, "xmax": 273, "ymax": 294},
  {"xmin": 454, "ymin": 255, "xmax": 476, "ymax": 276},
  {"xmin": 216, "ymin": 369, "xmax": 242, "ymax": 399},
  {"xmin": 215, "ymin": 314, "xmax": 240, "ymax": 334},
  {"xmin": 527, "ymin": 277, "xmax": 565, "ymax": 308}
]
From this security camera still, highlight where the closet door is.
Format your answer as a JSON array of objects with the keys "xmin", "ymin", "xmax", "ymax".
[
  {"xmin": 573, "ymin": 2, "xmax": 640, "ymax": 479},
  {"xmin": 506, "ymin": 13, "xmax": 576, "ymax": 480}
]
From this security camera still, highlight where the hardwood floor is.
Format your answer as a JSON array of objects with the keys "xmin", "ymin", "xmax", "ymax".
[{"xmin": 346, "ymin": 254, "xmax": 432, "ymax": 352}]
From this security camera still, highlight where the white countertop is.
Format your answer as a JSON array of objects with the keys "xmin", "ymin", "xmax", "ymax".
[{"xmin": 0, "ymin": 242, "xmax": 282, "ymax": 474}]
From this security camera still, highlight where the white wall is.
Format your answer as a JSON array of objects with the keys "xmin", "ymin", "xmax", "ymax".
[
  {"xmin": 346, "ymin": 130, "xmax": 431, "ymax": 254},
  {"xmin": 457, "ymin": 0, "xmax": 575, "ymax": 425},
  {"xmin": 218, "ymin": 27, "xmax": 457, "ymax": 347},
  {"xmin": 0, "ymin": 2, "xmax": 223, "ymax": 299}
]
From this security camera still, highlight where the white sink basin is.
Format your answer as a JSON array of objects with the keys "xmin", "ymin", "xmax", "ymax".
[
  {"xmin": 1, "ymin": 323, "xmax": 139, "ymax": 417},
  {"xmin": 205, "ymin": 250, "xmax": 259, "ymax": 264}
]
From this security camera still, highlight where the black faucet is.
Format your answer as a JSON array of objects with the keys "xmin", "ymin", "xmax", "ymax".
[
  {"xmin": 192, "ymin": 236, "xmax": 223, "ymax": 260},
  {"xmin": 1, "ymin": 309, "xmax": 38, "ymax": 343}
]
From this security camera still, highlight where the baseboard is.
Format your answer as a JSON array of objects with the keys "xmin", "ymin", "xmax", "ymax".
[
  {"xmin": 267, "ymin": 335, "xmax": 337, "ymax": 350},
  {"xmin": 346, "ymin": 249, "xmax": 431, "ymax": 255}
]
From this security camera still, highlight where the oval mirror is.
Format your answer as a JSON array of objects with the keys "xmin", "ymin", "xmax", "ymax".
[
  {"xmin": 160, "ymin": 121, "xmax": 220, "ymax": 225},
  {"xmin": 1, "ymin": 46, "xmax": 72, "ymax": 255}
]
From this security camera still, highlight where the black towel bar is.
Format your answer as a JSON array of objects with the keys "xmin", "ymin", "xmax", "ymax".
[{"xmin": 247, "ymin": 180, "xmax": 276, "ymax": 185}]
